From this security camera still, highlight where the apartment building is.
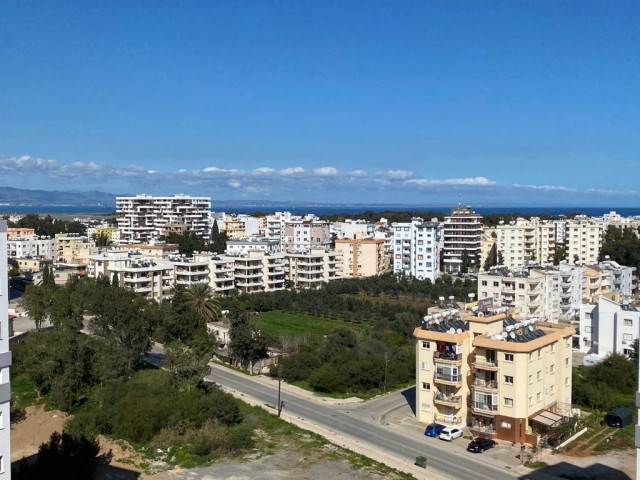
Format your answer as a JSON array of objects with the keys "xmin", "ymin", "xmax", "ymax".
[
  {"xmin": 335, "ymin": 237, "xmax": 389, "ymax": 278},
  {"xmin": 170, "ymin": 256, "xmax": 210, "ymax": 287},
  {"xmin": 478, "ymin": 267, "xmax": 561, "ymax": 321},
  {"xmin": 392, "ymin": 219, "xmax": 440, "ymax": 281},
  {"xmin": 89, "ymin": 250, "xmax": 174, "ymax": 300},
  {"xmin": 282, "ymin": 220, "xmax": 331, "ymax": 252},
  {"xmin": 7, "ymin": 234, "xmax": 56, "ymax": 260},
  {"xmin": 226, "ymin": 238, "xmax": 280, "ymax": 256},
  {"xmin": 285, "ymin": 248, "xmax": 342, "ymax": 288},
  {"xmin": 193, "ymin": 253, "xmax": 236, "ymax": 295},
  {"xmin": 0, "ymin": 221, "xmax": 12, "ymax": 476},
  {"xmin": 557, "ymin": 263, "xmax": 584, "ymax": 321},
  {"xmin": 442, "ymin": 206, "xmax": 483, "ymax": 274},
  {"xmin": 87, "ymin": 225, "xmax": 120, "ymax": 244},
  {"xmin": 116, "ymin": 194, "xmax": 212, "ymax": 244},
  {"xmin": 581, "ymin": 261, "xmax": 635, "ymax": 302},
  {"xmin": 414, "ymin": 309, "xmax": 574, "ymax": 445},
  {"xmin": 112, "ymin": 242, "xmax": 178, "ymax": 259},
  {"xmin": 565, "ymin": 217, "xmax": 601, "ymax": 265},
  {"xmin": 224, "ymin": 214, "xmax": 261, "ymax": 240},
  {"xmin": 233, "ymin": 251, "xmax": 286, "ymax": 294},
  {"xmin": 262, "ymin": 212, "xmax": 293, "ymax": 242},
  {"xmin": 56, "ymin": 234, "xmax": 95, "ymax": 265},
  {"xmin": 7, "ymin": 227, "xmax": 35, "ymax": 237},
  {"xmin": 579, "ymin": 296, "xmax": 640, "ymax": 357},
  {"xmin": 496, "ymin": 217, "xmax": 556, "ymax": 269},
  {"xmin": 332, "ymin": 220, "xmax": 374, "ymax": 240}
]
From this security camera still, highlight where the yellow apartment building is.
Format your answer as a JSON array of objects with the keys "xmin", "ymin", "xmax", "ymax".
[
  {"xmin": 334, "ymin": 238, "xmax": 389, "ymax": 278},
  {"xmin": 414, "ymin": 310, "xmax": 574, "ymax": 445}
]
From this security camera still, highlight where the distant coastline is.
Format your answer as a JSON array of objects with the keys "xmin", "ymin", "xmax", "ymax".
[{"xmin": 2, "ymin": 204, "xmax": 640, "ymax": 218}]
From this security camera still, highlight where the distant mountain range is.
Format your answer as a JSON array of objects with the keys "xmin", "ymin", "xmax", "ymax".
[{"xmin": 0, "ymin": 186, "xmax": 119, "ymax": 206}]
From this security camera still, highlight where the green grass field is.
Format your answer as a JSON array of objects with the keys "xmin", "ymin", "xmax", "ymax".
[
  {"xmin": 11, "ymin": 373, "xmax": 42, "ymax": 410},
  {"xmin": 250, "ymin": 310, "xmax": 369, "ymax": 344}
]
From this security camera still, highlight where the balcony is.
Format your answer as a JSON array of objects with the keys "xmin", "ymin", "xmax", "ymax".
[
  {"xmin": 472, "ymin": 358, "xmax": 499, "ymax": 371},
  {"xmin": 472, "ymin": 378, "xmax": 498, "ymax": 392},
  {"xmin": 434, "ymin": 372, "xmax": 463, "ymax": 386},
  {"xmin": 433, "ymin": 392, "xmax": 463, "ymax": 407},
  {"xmin": 472, "ymin": 402, "xmax": 498, "ymax": 415},
  {"xmin": 433, "ymin": 351, "xmax": 463, "ymax": 366},
  {"xmin": 433, "ymin": 413, "xmax": 464, "ymax": 425}
]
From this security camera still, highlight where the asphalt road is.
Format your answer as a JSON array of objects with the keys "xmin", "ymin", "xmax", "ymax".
[{"xmin": 208, "ymin": 365, "xmax": 520, "ymax": 480}]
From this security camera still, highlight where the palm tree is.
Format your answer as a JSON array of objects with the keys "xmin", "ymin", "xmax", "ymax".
[{"xmin": 184, "ymin": 283, "xmax": 221, "ymax": 324}]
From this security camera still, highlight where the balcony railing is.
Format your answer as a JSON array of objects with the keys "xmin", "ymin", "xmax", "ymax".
[
  {"xmin": 472, "ymin": 402, "xmax": 498, "ymax": 414},
  {"xmin": 434, "ymin": 373, "xmax": 463, "ymax": 384},
  {"xmin": 472, "ymin": 359, "xmax": 499, "ymax": 371},
  {"xmin": 434, "ymin": 413, "xmax": 464, "ymax": 425},
  {"xmin": 433, "ymin": 351, "xmax": 462, "ymax": 365},
  {"xmin": 433, "ymin": 392, "xmax": 463, "ymax": 407},
  {"xmin": 472, "ymin": 378, "xmax": 498, "ymax": 391}
]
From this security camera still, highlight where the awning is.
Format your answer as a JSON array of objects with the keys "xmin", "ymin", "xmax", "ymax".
[{"xmin": 530, "ymin": 410, "xmax": 563, "ymax": 428}]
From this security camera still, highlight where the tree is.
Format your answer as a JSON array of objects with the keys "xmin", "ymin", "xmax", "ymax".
[
  {"xmin": 21, "ymin": 284, "xmax": 51, "ymax": 331},
  {"xmin": 553, "ymin": 244, "xmax": 566, "ymax": 265},
  {"xmin": 111, "ymin": 271, "xmax": 119, "ymax": 288},
  {"xmin": 631, "ymin": 339, "xmax": 639, "ymax": 365},
  {"xmin": 460, "ymin": 249, "xmax": 471, "ymax": 274},
  {"xmin": 228, "ymin": 315, "xmax": 268, "ymax": 370},
  {"xmin": 185, "ymin": 283, "xmax": 221, "ymax": 324},
  {"xmin": 497, "ymin": 250, "xmax": 504, "ymax": 266},
  {"xmin": 164, "ymin": 340, "xmax": 211, "ymax": 392}
]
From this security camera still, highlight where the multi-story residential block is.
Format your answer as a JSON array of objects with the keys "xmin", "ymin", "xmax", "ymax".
[
  {"xmin": 392, "ymin": 219, "xmax": 440, "ymax": 280},
  {"xmin": 414, "ymin": 309, "xmax": 574, "ymax": 445},
  {"xmin": 285, "ymin": 248, "xmax": 342, "ymax": 288},
  {"xmin": 193, "ymin": 253, "xmax": 236, "ymax": 295},
  {"xmin": 282, "ymin": 220, "xmax": 332, "ymax": 253},
  {"xmin": 557, "ymin": 263, "xmax": 583, "ymax": 321},
  {"xmin": 581, "ymin": 261, "xmax": 635, "ymax": 302},
  {"xmin": 262, "ymin": 212, "xmax": 293, "ymax": 242},
  {"xmin": 495, "ymin": 217, "xmax": 556, "ymax": 269},
  {"xmin": 233, "ymin": 251, "xmax": 286, "ymax": 294},
  {"xmin": 90, "ymin": 250, "xmax": 174, "ymax": 300},
  {"xmin": 479, "ymin": 228, "xmax": 497, "ymax": 270},
  {"xmin": 56, "ymin": 234, "xmax": 95, "ymax": 265},
  {"xmin": 224, "ymin": 214, "xmax": 261, "ymax": 240},
  {"xmin": 7, "ymin": 234, "xmax": 56, "ymax": 260},
  {"xmin": 565, "ymin": 217, "xmax": 601, "ymax": 265},
  {"xmin": 87, "ymin": 225, "xmax": 120, "ymax": 244},
  {"xmin": 112, "ymin": 242, "xmax": 178, "ymax": 259},
  {"xmin": 335, "ymin": 237, "xmax": 389, "ymax": 278},
  {"xmin": 116, "ymin": 194, "xmax": 212, "ymax": 244},
  {"xmin": 8, "ymin": 227, "xmax": 35, "ymax": 237},
  {"xmin": 226, "ymin": 238, "xmax": 280, "ymax": 256},
  {"xmin": 579, "ymin": 296, "xmax": 640, "ymax": 357},
  {"xmin": 478, "ymin": 267, "xmax": 561, "ymax": 321},
  {"xmin": 170, "ymin": 256, "xmax": 210, "ymax": 287},
  {"xmin": 0, "ymin": 221, "xmax": 12, "ymax": 476},
  {"xmin": 332, "ymin": 220, "xmax": 374, "ymax": 240},
  {"xmin": 442, "ymin": 206, "xmax": 483, "ymax": 274}
]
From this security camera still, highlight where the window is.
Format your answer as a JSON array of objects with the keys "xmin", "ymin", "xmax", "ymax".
[
  {"xmin": 504, "ymin": 397, "xmax": 513, "ymax": 407},
  {"xmin": 550, "ymin": 385, "xmax": 554, "ymax": 394},
  {"xmin": 528, "ymin": 374, "xmax": 533, "ymax": 385},
  {"xmin": 623, "ymin": 334, "xmax": 633, "ymax": 342},
  {"xmin": 585, "ymin": 326, "xmax": 592, "ymax": 333},
  {"xmin": 493, "ymin": 281, "xmax": 499, "ymax": 287},
  {"xmin": 519, "ymin": 283, "xmax": 525, "ymax": 289},
  {"xmin": 537, "ymin": 392, "xmax": 541, "ymax": 402},
  {"xmin": 421, "ymin": 341, "xmax": 430, "ymax": 349},
  {"xmin": 529, "ymin": 396, "xmax": 533, "ymax": 406},
  {"xmin": 538, "ymin": 349, "xmax": 541, "ymax": 358},
  {"xmin": 422, "ymin": 382, "xmax": 431, "ymax": 391},
  {"xmin": 537, "ymin": 371, "xmax": 542, "ymax": 381},
  {"xmin": 624, "ymin": 319, "xmax": 633, "ymax": 327},
  {"xmin": 504, "ymin": 353, "xmax": 514, "ymax": 362},
  {"xmin": 418, "ymin": 240, "xmax": 424, "ymax": 245},
  {"xmin": 565, "ymin": 357, "xmax": 569, "ymax": 366},
  {"xmin": 550, "ymin": 364, "xmax": 555, "ymax": 374},
  {"xmin": 565, "ymin": 377, "xmax": 570, "ymax": 386},
  {"xmin": 501, "ymin": 421, "xmax": 512, "ymax": 429},
  {"xmin": 504, "ymin": 375, "xmax": 514, "ymax": 385},
  {"xmin": 481, "ymin": 280, "xmax": 487, "ymax": 286},
  {"xmin": 420, "ymin": 362, "xmax": 430, "ymax": 371}
]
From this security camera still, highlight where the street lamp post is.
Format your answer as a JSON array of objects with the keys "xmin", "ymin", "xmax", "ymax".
[
  {"xmin": 383, "ymin": 351, "xmax": 389, "ymax": 394},
  {"xmin": 277, "ymin": 360, "xmax": 283, "ymax": 417}
]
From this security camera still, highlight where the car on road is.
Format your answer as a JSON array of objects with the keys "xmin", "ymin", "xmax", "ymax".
[
  {"xmin": 424, "ymin": 423, "xmax": 446, "ymax": 437},
  {"xmin": 439, "ymin": 426, "xmax": 463, "ymax": 441},
  {"xmin": 467, "ymin": 437, "xmax": 496, "ymax": 453}
]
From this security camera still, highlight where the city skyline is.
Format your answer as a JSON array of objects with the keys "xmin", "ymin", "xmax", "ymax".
[{"xmin": 1, "ymin": 2, "xmax": 639, "ymax": 206}]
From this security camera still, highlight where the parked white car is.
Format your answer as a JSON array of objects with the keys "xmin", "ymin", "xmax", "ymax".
[{"xmin": 439, "ymin": 426, "xmax": 463, "ymax": 441}]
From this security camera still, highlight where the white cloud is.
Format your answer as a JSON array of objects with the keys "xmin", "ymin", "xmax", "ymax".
[
  {"xmin": 252, "ymin": 167, "xmax": 276, "ymax": 175},
  {"xmin": 279, "ymin": 166, "xmax": 305, "ymax": 176},
  {"xmin": 513, "ymin": 183, "xmax": 574, "ymax": 192},
  {"xmin": 347, "ymin": 169, "xmax": 368, "ymax": 178},
  {"xmin": 406, "ymin": 176, "xmax": 496, "ymax": 186},
  {"xmin": 376, "ymin": 169, "xmax": 414, "ymax": 180},
  {"xmin": 202, "ymin": 166, "xmax": 241, "ymax": 175},
  {"xmin": 228, "ymin": 180, "xmax": 241, "ymax": 188},
  {"xmin": 313, "ymin": 166, "xmax": 338, "ymax": 176}
]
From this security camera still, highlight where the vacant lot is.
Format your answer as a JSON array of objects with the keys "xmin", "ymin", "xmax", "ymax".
[{"xmin": 251, "ymin": 311, "xmax": 370, "ymax": 342}]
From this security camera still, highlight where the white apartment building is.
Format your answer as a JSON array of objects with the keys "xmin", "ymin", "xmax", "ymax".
[
  {"xmin": 286, "ymin": 249, "xmax": 342, "ymax": 289},
  {"xmin": 263, "ymin": 212, "xmax": 293, "ymax": 242},
  {"xmin": 442, "ymin": 206, "xmax": 483, "ymax": 274},
  {"xmin": 332, "ymin": 220, "xmax": 374, "ymax": 240},
  {"xmin": 7, "ymin": 234, "xmax": 56, "ymax": 260},
  {"xmin": 557, "ymin": 263, "xmax": 584, "ymax": 321},
  {"xmin": 170, "ymin": 256, "xmax": 210, "ymax": 287},
  {"xmin": 0, "ymin": 221, "xmax": 11, "ymax": 477},
  {"xmin": 282, "ymin": 220, "xmax": 332, "ymax": 253},
  {"xmin": 392, "ymin": 219, "xmax": 440, "ymax": 281},
  {"xmin": 579, "ymin": 296, "xmax": 640, "ymax": 357},
  {"xmin": 593, "ymin": 260, "xmax": 636, "ymax": 297},
  {"xmin": 478, "ymin": 267, "xmax": 561, "ymax": 321},
  {"xmin": 116, "ymin": 194, "xmax": 212, "ymax": 244},
  {"xmin": 226, "ymin": 238, "xmax": 280, "ymax": 256},
  {"xmin": 193, "ymin": 253, "xmax": 236, "ymax": 295},
  {"xmin": 495, "ymin": 217, "xmax": 556, "ymax": 269},
  {"xmin": 565, "ymin": 217, "xmax": 602, "ymax": 265}
]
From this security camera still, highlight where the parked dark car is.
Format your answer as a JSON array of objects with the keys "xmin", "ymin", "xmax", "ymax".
[
  {"xmin": 467, "ymin": 437, "xmax": 496, "ymax": 453},
  {"xmin": 424, "ymin": 423, "xmax": 446, "ymax": 437}
]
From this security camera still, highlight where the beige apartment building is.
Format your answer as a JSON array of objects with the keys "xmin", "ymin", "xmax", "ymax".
[
  {"xmin": 334, "ymin": 238, "xmax": 388, "ymax": 278},
  {"xmin": 285, "ymin": 248, "xmax": 342, "ymax": 288},
  {"xmin": 565, "ymin": 217, "xmax": 601, "ymax": 265},
  {"xmin": 232, "ymin": 251, "xmax": 286, "ymax": 294},
  {"xmin": 193, "ymin": 253, "xmax": 236, "ymax": 295},
  {"xmin": 496, "ymin": 217, "xmax": 556, "ymax": 269},
  {"xmin": 112, "ymin": 242, "xmax": 178, "ymax": 259},
  {"xmin": 224, "ymin": 214, "xmax": 261, "ymax": 240},
  {"xmin": 56, "ymin": 234, "xmax": 96, "ymax": 265},
  {"xmin": 414, "ymin": 310, "xmax": 574, "ymax": 445}
]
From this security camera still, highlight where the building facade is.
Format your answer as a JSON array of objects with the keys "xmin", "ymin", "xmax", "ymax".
[
  {"xmin": 7, "ymin": 234, "xmax": 56, "ymax": 260},
  {"xmin": 281, "ymin": 220, "xmax": 332, "ymax": 253},
  {"xmin": 495, "ymin": 217, "xmax": 556, "ymax": 269},
  {"xmin": 579, "ymin": 296, "xmax": 640, "ymax": 357},
  {"xmin": 0, "ymin": 221, "xmax": 12, "ymax": 477},
  {"xmin": 116, "ymin": 194, "xmax": 212, "ymax": 244},
  {"xmin": 392, "ymin": 219, "xmax": 440, "ymax": 281},
  {"xmin": 415, "ymin": 310, "xmax": 574, "ymax": 445},
  {"xmin": 565, "ymin": 217, "xmax": 602, "ymax": 265},
  {"xmin": 442, "ymin": 206, "xmax": 483, "ymax": 274},
  {"xmin": 335, "ymin": 238, "xmax": 389, "ymax": 278},
  {"xmin": 285, "ymin": 249, "xmax": 342, "ymax": 288}
]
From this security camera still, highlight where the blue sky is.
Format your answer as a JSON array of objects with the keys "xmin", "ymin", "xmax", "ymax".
[{"xmin": 1, "ymin": 1, "xmax": 639, "ymax": 206}]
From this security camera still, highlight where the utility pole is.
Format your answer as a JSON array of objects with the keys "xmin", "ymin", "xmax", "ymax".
[
  {"xmin": 383, "ymin": 351, "xmax": 388, "ymax": 394},
  {"xmin": 277, "ymin": 360, "xmax": 283, "ymax": 417}
]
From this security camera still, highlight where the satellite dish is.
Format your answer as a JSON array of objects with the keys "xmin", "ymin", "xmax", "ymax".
[
  {"xmin": 434, "ymin": 319, "xmax": 441, "ymax": 324},
  {"xmin": 423, "ymin": 316, "xmax": 429, "ymax": 322},
  {"xmin": 448, "ymin": 328, "xmax": 456, "ymax": 334},
  {"xmin": 501, "ymin": 331, "xmax": 508, "ymax": 339},
  {"xmin": 506, "ymin": 325, "xmax": 515, "ymax": 332},
  {"xmin": 509, "ymin": 332, "xmax": 516, "ymax": 339},
  {"xmin": 456, "ymin": 328, "xmax": 462, "ymax": 334},
  {"xmin": 528, "ymin": 325, "xmax": 534, "ymax": 331}
]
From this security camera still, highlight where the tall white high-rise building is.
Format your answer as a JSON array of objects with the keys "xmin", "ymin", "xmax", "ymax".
[
  {"xmin": 0, "ymin": 220, "xmax": 12, "ymax": 478},
  {"xmin": 392, "ymin": 219, "xmax": 440, "ymax": 281},
  {"xmin": 442, "ymin": 206, "xmax": 483, "ymax": 274},
  {"xmin": 116, "ymin": 194, "xmax": 212, "ymax": 244}
]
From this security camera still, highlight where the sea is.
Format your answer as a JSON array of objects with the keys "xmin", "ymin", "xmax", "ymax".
[{"xmin": 1, "ymin": 204, "xmax": 640, "ymax": 217}]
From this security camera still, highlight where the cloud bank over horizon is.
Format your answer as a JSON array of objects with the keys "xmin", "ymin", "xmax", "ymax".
[{"xmin": 1, "ymin": 155, "xmax": 638, "ymax": 207}]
